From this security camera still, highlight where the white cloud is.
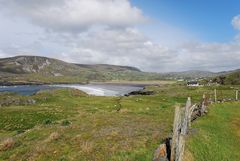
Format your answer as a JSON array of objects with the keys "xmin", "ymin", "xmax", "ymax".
[
  {"xmin": 43, "ymin": 28, "xmax": 177, "ymax": 72},
  {"xmin": 44, "ymin": 27, "xmax": 240, "ymax": 72},
  {"xmin": 0, "ymin": 0, "xmax": 146, "ymax": 33},
  {"xmin": 0, "ymin": 1, "xmax": 240, "ymax": 72},
  {"xmin": 1, "ymin": 21, "xmax": 240, "ymax": 72},
  {"xmin": 232, "ymin": 15, "xmax": 240, "ymax": 30},
  {"xmin": 177, "ymin": 42, "xmax": 240, "ymax": 71}
]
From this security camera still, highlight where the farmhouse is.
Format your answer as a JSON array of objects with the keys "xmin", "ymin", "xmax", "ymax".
[{"xmin": 187, "ymin": 81, "xmax": 200, "ymax": 87}]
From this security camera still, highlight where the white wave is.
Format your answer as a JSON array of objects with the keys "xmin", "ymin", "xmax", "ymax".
[{"xmin": 50, "ymin": 84, "xmax": 118, "ymax": 96}]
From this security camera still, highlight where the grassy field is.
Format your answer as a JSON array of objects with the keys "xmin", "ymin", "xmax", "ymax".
[
  {"xmin": 0, "ymin": 87, "xmax": 177, "ymax": 161},
  {"xmin": 185, "ymin": 102, "xmax": 240, "ymax": 161},
  {"xmin": 0, "ymin": 84, "xmax": 240, "ymax": 160}
]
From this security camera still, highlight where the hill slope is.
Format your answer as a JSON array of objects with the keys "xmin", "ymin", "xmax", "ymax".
[
  {"xmin": 0, "ymin": 56, "xmax": 164, "ymax": 84},
  {"xmin": 163, "ymin": 70, "xmax": 216, "ymax": 79},
  {"xmin": 213, "ymin": 69, "xmax": 240, "ymax": 85},
  {"xmin": 1, "ymin": 55, "xmax": 232, "ymax": 85},
  {"xmin": 0, "ymin": 56, "xmax": 141, "ymax": 76}
]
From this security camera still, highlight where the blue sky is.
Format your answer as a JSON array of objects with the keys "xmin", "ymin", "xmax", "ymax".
[
  {"xmin": 132, "ymin": 0, "xmax": 240, "ymax": 42},
  {"xmin": 0, "ymin": 0, "xmax": 240, "ymax": 72}
]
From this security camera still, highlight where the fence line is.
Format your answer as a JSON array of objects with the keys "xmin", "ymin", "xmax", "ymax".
[
  {"xmin": 154, "ymin": 95, "xmax": 208, "ymax": 161},
  {"xmin": 153, "ymin": 88, "xmax": 239, "ymax": 161}
]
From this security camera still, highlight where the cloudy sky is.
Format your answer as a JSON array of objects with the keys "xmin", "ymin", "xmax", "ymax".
[{"xmin": 0, "ymin": 0, "xmax": 240, "ymax": 72}]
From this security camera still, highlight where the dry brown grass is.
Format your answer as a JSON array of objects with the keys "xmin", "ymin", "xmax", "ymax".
[
  {"xmin": 151, "ymin": 131, "xmax": 161, "ymax": 140},
  {"xmin": 81, "ymin": 141, "xmax": 94, "ymax": 153},
  {"xmin": 231, "ymin": 118, "xmax": 240, "ymax": 137},
  {"xmin": 0, "ymin": 137, "xmax": 15, "ymax": 151},
  {"xmin": 48, "ymin": 132, "xmax": 60, "ymax": 141},
  {"xmin": 183, "ymin": 149, "xmax": 194, "ymax": 161}
]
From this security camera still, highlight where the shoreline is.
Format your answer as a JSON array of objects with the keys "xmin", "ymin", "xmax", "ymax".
[
  {"xmin": 0, "ymin": 80, "xmax": 175, "ymax": 87},
  {"xmin": 90, "ymin": 80, "xmax": 175, "ymax": 86},
  {"xmin": 0, "ymin": 81, "xmax": 87, "ymax": 86}
]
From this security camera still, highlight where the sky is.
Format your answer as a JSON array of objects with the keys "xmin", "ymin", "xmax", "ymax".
[{"xmin": 0, "ymin": 0, "xmax": 240, "ymax": 72}]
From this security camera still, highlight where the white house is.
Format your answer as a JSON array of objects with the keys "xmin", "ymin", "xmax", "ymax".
[{"xmin": 187, "ymin": 81, "xmax": 200, "ymax": 87}]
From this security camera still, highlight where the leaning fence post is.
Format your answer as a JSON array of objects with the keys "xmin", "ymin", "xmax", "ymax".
[
  {"xmin": 181, "ymin": 97, "xmax": 191, "ymax": 135},
  {"xmin": 214, "ymin": 89, "xmax": 217, "ymax": 102},
  {"xmin": 177, "ymin": 134, "xmax": 185, "ymax": 161},
  {"xmin": 201, "ymin": 94, "xmax": 206, "ymax": 115},
  {"xmin": 170, "ymin": 106, "xmax": 181, "ymax": 161},
  {"xmin": 236, "ymin": 90, "xmax": 238, "ymax": 101}
]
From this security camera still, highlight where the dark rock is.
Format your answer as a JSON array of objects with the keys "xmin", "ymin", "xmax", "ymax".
[{"xmin": 125, "ymin": 90, "xmax": 155, "ymax": 96}]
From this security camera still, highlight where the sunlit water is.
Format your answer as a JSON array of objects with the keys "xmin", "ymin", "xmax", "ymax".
[{"xmin": 0, "ymin": 84, "xmax": 144, "ymax": 96}]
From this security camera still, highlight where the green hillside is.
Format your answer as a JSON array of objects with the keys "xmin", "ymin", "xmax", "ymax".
[
  {"xmin": 0, "ymin": 56, "xmax": 165, "ymax": 84},
  {"xmin": 0, "ymin": 55, "xmax": 224, "ymax": 85},
  {"xmin": 212, "ymin": 69, "xmax": 240, "ymax": 85}
]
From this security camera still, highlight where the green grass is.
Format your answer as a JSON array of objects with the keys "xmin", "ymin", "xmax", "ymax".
[
  {"xmin": 186, "ymin": 102, "xmax": 240, "ymax": 161},
  {"xmin": 0, "ymin": 87, "xmax": 177, "ymax": 161},
  {"xmin": 0, "ymin": 84, "xmax": 240, "ymax": 160}
]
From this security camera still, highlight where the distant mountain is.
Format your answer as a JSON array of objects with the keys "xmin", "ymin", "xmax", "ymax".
[
  {"xmin": 75, "ymin": 64, "xmax": 141, "ymax": 72},
  {"xmin": 0, "ymin": 55, "xmax": 164, "ymax": 84},
  {"xmin": 0, "ymin": 55, "xmax": 141, "ymax": 75},
  {"xmin": 1, "ymin": 55, "xmax": 238, "ymax": 85}
]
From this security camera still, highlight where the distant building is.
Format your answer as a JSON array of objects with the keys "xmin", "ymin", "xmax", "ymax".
[{"xmin": 187, "ymin": 81, "xmax": 200, "ymax": 87}]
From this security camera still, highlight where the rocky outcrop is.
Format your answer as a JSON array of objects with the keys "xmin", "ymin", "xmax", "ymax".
[
  {"xmin": 125, "ymin": 90, "xmax": 155, "ymax": 96},
  {"xmin": 15, "ymin": 56, "xmax": 51, "ymax": 73}
]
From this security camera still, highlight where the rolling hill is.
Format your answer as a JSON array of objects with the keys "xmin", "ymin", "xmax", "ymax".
[
  {"xmin": 0, "ymin": 55, "xmax": 165, "ymax": 84},
  {"xmin": 1, "ymin": 55, "xmax": 235, "ymax": 85},
  {"xmin": 163, "ymin": 70, "xmax": 217, "ymax": 79},
  {"xmin": 212, "ymin": 69, "xmax": 240, "ymax": 85}
]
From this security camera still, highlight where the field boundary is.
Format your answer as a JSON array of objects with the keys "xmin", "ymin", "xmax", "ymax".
[{"xmin": 153, "ymin": 88, "xmax": 239, "ymax": 161}]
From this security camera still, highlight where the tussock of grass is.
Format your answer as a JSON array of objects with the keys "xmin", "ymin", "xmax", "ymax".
[
  {"xmin": 48, "ymin": 132, "xmax": 60, "ymax": 141},
  {"xmin": 0, "ymin": 138, "xmax": 15, "ymax": 151},
  {"xmin": 81, "ymin": 141, "xmax": 94, "ymax": 154}
]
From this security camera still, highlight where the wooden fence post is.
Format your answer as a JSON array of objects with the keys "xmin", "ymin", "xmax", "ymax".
[
  {"xmin": 189, "ymin": 104, "xmax": 197, "ymax": 127},
  {"xmin": 181, "ymin": 97, "xmax": 191, "ymax": 135},
  {"xmin": 170, "ymin": 106, "xmax": 181, "ymax": 161},
  {"xmin": 177, "ymin": 134, "xmax": 185, "ymax": 161},
  {"xmin": 201, "ymin": 94, "xmax": 206, "ymax": 115},
  {"xmin": 214, "ymin": 89, "xmax": 217, "ymax": 102},
  {"xmin": 236, "ymin": 90, "xmax": 238, "ymax": 101}
]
